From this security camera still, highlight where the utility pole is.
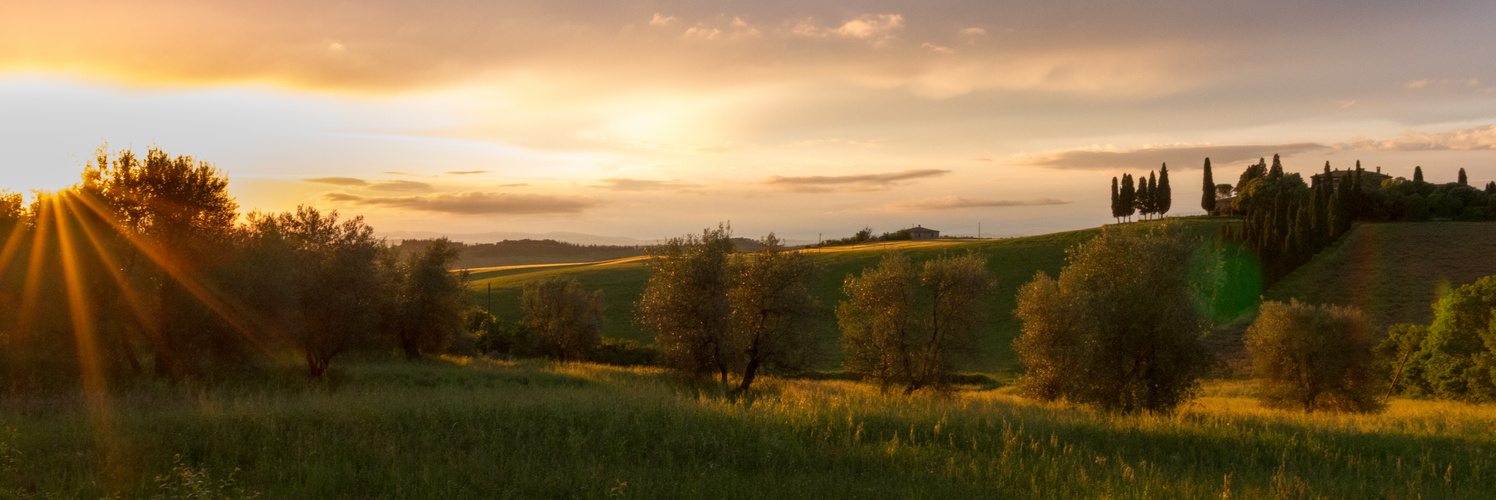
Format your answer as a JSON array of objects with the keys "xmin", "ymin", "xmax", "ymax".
[
  {"xmin": 486, "ymin": 283, "xmax": 492, "ymax": 314},
  {"xmin": 978, "ymin": 223, "xmax": 981, "ymax": 239}
]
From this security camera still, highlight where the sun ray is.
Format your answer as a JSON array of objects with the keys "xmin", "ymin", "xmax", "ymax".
[
  {"xmin": 67, "ymin": 192, "xmax": 273, "ymax": 354},
  {"xmin": 0, "ymin": 220, "xmax": 31, "ymax": 277},
  {"xmin": 15, "ymin": 196, "xmax": 55, "ymax": 345},
  {"xmin": 50, "ymin": 194, "xmax": 126, "ymax": 485},
  {"xmin": 60, "ymin": 194, "xmax": 165, "ymax": 350},
  {"xmin": 52, "ymin": 196, "xmax": 112, "ymax": 399}
]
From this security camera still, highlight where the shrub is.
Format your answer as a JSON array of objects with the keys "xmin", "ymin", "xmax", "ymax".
[
  {"xmin": 1376, "ymin": 323, "xmax": 1430, "ymax": 397},
  {"xmin": 469, "ymin": 310, "xmax": 531, "ymax": 358},
  {"xmin": 521, "ymin": 276, "xmax": 604, "ymax": 362},
  {"xmin": 1013, "ymin": 223, "xmax": 1214, "ymax": 413},
  {"xmin": 1245, "ymin": 300, "xmax": 1383, "ymax": 413},
  {"xmin": 591, "ymin": 338, "xmax": 658, "ymax": 367},
  {"xmin": 1411, "ymin": 276, "xmax": 1496, "ymax": 401}
]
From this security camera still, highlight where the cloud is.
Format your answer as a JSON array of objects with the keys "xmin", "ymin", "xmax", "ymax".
[
  {"xmin": 960, "ymin": 28, "xmax": 987, "ymax": 36},
  {"xmin": 761, "ymin": 168, "xmax": 950, "ymax": 192},
  {"xmin": 383, "ymin": 171, "xmax": 438, "ymax": 178},
  {"xmin": 446, "ymin": 170, "xmax": 490, "ymax": 175},
  {"xmin": 495, "ymin": 183, "xmax": 529, "ymax": 187},
  {"xmin": 1015, "ymin": 143, "xmax": 1329, "ymax": 170},
  {"xmin": 649, "ymin": 13, "xmax": 677, "ymax": 27},
  {"xmin": 368, "ymin": 180, "xmax": 435, "ymax": 193},
  {"xmin": 891, "ymin": 196, "xmax": 1070, "ymax": 211},
  {"xmin": 1405, "ymin": 80, "xmax": 1429, "ymax": 89},
  {"xmin": 834, "ymin": 14, "xmax": 903, "ymax": 40},
  {"xmin": 592, "ymin": 178, "xmax": 702, "ymax": 191},
  {"xmin": 323, "ymin": 192, "xmax": 597, "ymax": 215},
  {"xmin": 789, "ymin": 13, "xmax": 903, "ymax": 42},
  {"xmin": 1334, "ymin": 124, "xmax": 1496, "ymax": 152},
  {"xmin": 302, "ymin": 176, "xmax": 369, "ymax": 186}
]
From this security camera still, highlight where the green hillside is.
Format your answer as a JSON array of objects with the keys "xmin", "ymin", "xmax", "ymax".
[
  {"xmin": 468, "ymin": 219, "xmax": 1244, "ymax": 376},
  {"xmin": 1265, "ymin": 221, "xmax": 1496, "ymax": 331}
]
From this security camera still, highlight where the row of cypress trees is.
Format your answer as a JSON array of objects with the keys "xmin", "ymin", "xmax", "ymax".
[
  {"xmin": 1224, "ymin": 155, "xmax": 1365, "ymax": 285},
  {"xmin": 1109, "ymin": 164, "xmax": 1172, "ymax": 222}
]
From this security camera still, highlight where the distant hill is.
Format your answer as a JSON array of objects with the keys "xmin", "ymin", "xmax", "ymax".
[
  {"xmin": 467, "ymin": 219, "xmax": 1243, "ymax": 376},
  {"xmin": 1265, "ymin": 221, "xmax": 1496, "ymax": 332},
  {"xmin": 396, "ymin": 239, "xmax": 648, "ymax": 269}
]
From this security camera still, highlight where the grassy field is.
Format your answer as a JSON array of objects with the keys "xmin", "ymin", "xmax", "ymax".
[
  {"xmin": 467, "ymin": 218, "xmax": 1247, "ymax": 376},
  {"xmin": 3, "ymin": 357, "xmax": 1492, "ymax": 499},
  {"xmin": 1265, "ymin": 221, "xmax": 1496, "ymax": 331}
]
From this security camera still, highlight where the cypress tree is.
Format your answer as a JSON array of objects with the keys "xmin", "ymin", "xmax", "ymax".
[
  {"xmin": 1120, "ymin": 174, "xmax": 1136, "ymax": 221},
  {"xmin": 1486, "ymin": 181, "xmax": 1496, "ymax": 194},
  {"xmin": 1458, "ymin": 168, "xmax": 1468, "ymax": 185},
  {"xmin": 1147, "ymin": 171, "xmax": 1159, "ymax": 218},
  {"xmin": 1414, "ymin": 166, "xmax": 1424, "ymax": 183},
  {"xmin": 1306, "ymin": 186, "xmax": 1324, "ymax": 251},
  {"xmin": 1136, "ymin": 175, "xmax": 1152, "ymax": 220},
  {"xmin": 1111, "ymin": 177, "xmax": 1121, "ymax": 221},
  {"xmin": 1351, "ymin": 163, "xmax": 1364, "ymax": 221},
  {"xmin": 1157, "ymin": 163, "xmax": 1172, "ymax": 217},
  {"xmin": 1327, "ymin": 187, "xmax": 1342, "ymax": 240},
  {"xmin": 1201, "ymin": 157, "xmax": 1216, "ymax": 214},
  {"xmin": 1268, "ymin": 154, "xmax": 1284, "ymax": 179}
]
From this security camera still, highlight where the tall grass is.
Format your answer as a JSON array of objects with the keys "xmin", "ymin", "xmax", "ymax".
[{"xmin": 2, "ymin": 357, "xmax": 1490, "ymax": 498}]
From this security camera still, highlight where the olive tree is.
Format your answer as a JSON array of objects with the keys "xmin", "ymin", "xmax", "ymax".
[
  {"xmin": 638, "ymin": 224, "xmax": 737, "ymax": 384},
  {"xmin": 521, "ymin": 275, "xmax": 604, "ymax": 361},
  {"xmin": 839, "ymin": 251, "xmax": 993, "ymax": 394},
  {"xmin": 726, "ymin": 233, "xmax": 818, "ymax": 395},
  {"xmin": 388, "ymin": 238, "xmax": 469, "ymax": 358},
  {"xmin": 1013, "ymin": 223, "xmax": 1214, "ymax": 413},
  {"xmin": 239, "ymin": 206, "xmax": 385, "ymax": 378},
  {"xmin": 1245, "ymin": 300, "xmax": 1382, "ymax": 413}
]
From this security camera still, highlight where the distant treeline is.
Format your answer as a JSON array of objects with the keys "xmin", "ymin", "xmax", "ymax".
[
  {"xmin": 812, "ymin": 227, "xmax": 913, "ymax": 248},
  {"xmin": 395, "ymin": 238, "xmax": 647, "ymax": 269}
]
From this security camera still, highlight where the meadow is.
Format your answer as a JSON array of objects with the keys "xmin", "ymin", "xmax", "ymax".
[
  {"xmin": 466, "ymin": 218, "xmax": 1251, "ymax": 376},
  {"xmin": 2, "ymin": 357, "xmax": 1491, "ymax": 499},
  {"xmin": 1266, "ymin": 221, "xmax": 1496, "ymax": 330}
]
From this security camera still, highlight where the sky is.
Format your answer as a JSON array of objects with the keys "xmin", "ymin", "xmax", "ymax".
[{"xmin": 3, "ymin": 0, "xmax": 1496, "ymax": 243}]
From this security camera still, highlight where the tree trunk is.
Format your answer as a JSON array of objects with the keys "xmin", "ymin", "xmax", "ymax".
[{"xmin": 732, "ymin": 358, "xmax": 762, "ymax": 397}]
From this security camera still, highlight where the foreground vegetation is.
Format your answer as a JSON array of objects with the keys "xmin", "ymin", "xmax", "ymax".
[{"xmin": 2, "ymin": 357, "xmax": 1492, "ymax": 499}]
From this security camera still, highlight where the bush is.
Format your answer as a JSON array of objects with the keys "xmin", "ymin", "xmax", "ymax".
[
  {"xmin": 521, "ymin": 276, "xmax": 604, "ymax": 362},
  {"xmin": 1410, "ymin": 276, "xmax": 1496, "ymax": 401},
  {"xmin": 1245, "ymin": 300, "xmax": 1383, "ymax": 413},
  {"xmin": 1377, "ymin": 323, "xmax": 1430, "ymax": 397},
  {"xmin": 591, "ymin": 338, "xmax": 658, "ymax": 367},
  {"xmin": 1013, "ymin": 223, "xmax": 1214, "ymax": 413}
]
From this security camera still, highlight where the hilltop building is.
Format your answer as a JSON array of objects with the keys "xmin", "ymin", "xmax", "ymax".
[
  {"xmin": 908, "ymin": 226, "xmax": 940, "ymax": 240},
  {"xmin": 1311, "ymin": 168, "xmax": 1391, "ymax": 192}
]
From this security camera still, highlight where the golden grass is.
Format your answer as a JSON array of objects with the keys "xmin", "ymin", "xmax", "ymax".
[{"xmin": 4, "ymin": 358, "xmax": 1487, "ymax": 498}]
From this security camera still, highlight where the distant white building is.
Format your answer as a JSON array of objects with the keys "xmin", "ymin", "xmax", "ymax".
[{"xmin": 908, "ymin": 226, "xmax": 940, "ymax": 240}]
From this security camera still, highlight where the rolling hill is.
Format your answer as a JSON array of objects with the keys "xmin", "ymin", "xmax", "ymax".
[
  {"xmin": 1264, "ymin": 221, "xmax": 1496, "ymax": 331},
  {"xmin": 467, "ymin": 218, "xmax": 1245, "ymax": 376}
]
